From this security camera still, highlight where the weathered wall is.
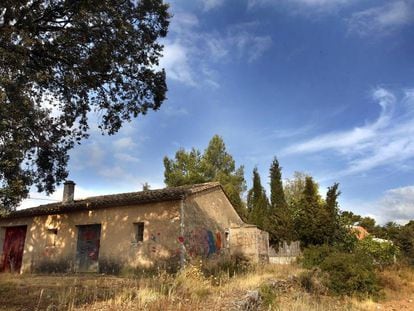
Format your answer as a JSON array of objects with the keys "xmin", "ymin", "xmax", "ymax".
[
  {"xmin": 182, "ymin": 188, "xmax": 244, "ymax": 260},
  {"xmin": 229, "ymin": 226, "xmax": 269, "ymax": 263},
  {"xmin": 0, "ymin": 201, "xmax": 181, "ymax": 273}
]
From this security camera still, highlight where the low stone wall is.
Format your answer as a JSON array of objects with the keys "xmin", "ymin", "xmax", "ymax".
[{"xmin": 269, "ymin": 241, "xmax": 301, "ymax": 265}]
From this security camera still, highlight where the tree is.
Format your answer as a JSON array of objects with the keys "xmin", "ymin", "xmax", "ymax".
[
  {"xmin": 163, "ymin": 135, "xmax": 247, "ymax": 218},
  {"xmin": 201, "ymin": 135, "xmax": 246, "ymax": 214},
  {"xmin": 395, "ymin": 221, "xmax": 414, "ymax": 264},
  {"xmin": 358, "ymin": 217, "xmax": 377, "ymax": 234},
  {"xmin": 284, "ymin": 171, "xmax": 309, "ymax": 212},
  {"xmin": 163, "ymin": 148, "xmax": 206, "ymax": 186},
  {"xmin": 247, "ymin": 167, "xmax": 269, "ymax": 229},
  {"xmin": 340, "ymin": 211, "xmax": 362, "ymax": 226},
  {"xmin": 266, "ymin": 157, "xmax": 294, "ymax": 244},
  {"xmin": 295, "ymin": 176, "xmax": 326, "ymax": 247},
  {"xmin": 324, "ymin": 183, "xmax": 342, "ymax": 244},
  {"xmin": 0, "ymin": 0, "xmax": 170, "ymax": 211}
]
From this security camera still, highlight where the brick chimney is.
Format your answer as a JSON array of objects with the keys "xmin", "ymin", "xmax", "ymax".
[{"xmin": 62, "ymin": 180, "xmax": 75, "ymax": 204}]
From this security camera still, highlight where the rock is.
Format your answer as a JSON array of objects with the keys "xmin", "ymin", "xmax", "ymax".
[{"xmin": 234, "ymin": 290, "xmax": 261, "ymax": 311}]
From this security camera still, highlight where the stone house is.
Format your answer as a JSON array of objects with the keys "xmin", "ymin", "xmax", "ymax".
[{"xmin": 0, "ymin": 182, "xmax": 269, "ymax": 274}]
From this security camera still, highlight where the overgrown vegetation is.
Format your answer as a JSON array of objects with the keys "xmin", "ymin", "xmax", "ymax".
[{"xmin": 1, "ymin": 263, "xmax": 414, "ymax": 310}]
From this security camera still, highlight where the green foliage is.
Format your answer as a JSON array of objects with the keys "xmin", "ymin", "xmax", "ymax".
[
  {"xmin": 247, "ymin": 167, "xmax": 269, "ymax": 228},
  {"xmin": 302, "ymin": 244, "xmax": 380, "ymax": 297},
  {"xmin": 259, "ymin": 284, "xmax": 278, "ymax": 308},
  {"xmin": 294, "ymin": 177, "xmax": 327, "ymax": 247},
  {"xmin": 320, "ymin": 252, "xmax": 380, "ymax": 296},
  {"xmin": 283, "ymin": 171, "xmax": 309, "ymax": 209},
  {"xmin": 163, "ymin": 135, "xmax": 247, "ymax": 218},
  {"xmin": 301, "ymin": 244, "xmax": 335, "ymax": 269},
  {"xmin": 340, "ymin": 211, "xmax": 362, "ymax": 226},
  {"xmin": 356, "ymin": 237, "xmax": 399, "ymax": 268},
  {"xmin": 0, "ymin": 0, "xmax": 170, "ymax": 211},
  {"xmin": 267, "ymin": 157, "xmax": 295, "ymax": 244},
  {"xmin": 358, "ymin": 217, "xmax": 377, "ymax": 233},
  {"xmin": 394, "ymin": 221, "xmax": 414, "ymax": 265},
  {"xmin": 163, "ymin": 148, "xmax": 205, "ymax": 186},
  {"xmin": 324, "ymin": 183, "xmax": 341, "ymax": 243}
]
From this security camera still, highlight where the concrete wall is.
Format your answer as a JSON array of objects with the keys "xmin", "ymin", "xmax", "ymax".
[{"xmin": 0, "ymin": 201, "xmax": 182, "ymax": 273}]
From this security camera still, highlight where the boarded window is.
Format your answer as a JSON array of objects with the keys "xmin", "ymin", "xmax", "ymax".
[
  {"xmin": 46, "ymin": 228, "xmax": 58, "ymax": 247},
  {"xmin": 134, "ymin": 222, "xmax": 144, "ymax": 242}
]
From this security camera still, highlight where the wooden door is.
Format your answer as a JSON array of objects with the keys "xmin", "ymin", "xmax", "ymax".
[
  {"xmin": 76, "ymin": 224, "xmax": 101, "ymax": 272},
  {"xmin": 1, "ymin": 226, "xmax": 27, "ymax": 273}
]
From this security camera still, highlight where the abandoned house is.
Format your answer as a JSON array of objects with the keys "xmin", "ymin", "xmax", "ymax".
[{"xmin": 0, "ymin": 181, "xmax": 269, "ymax": 274}]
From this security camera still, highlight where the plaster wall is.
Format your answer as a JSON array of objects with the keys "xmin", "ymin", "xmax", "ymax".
[
  {"xmin": 229, "ymin": 226, "xmax": 269, "ymax": 263},
  {"xmin": 182, "ymin": 188, "xmax": 244, "ymax": 259},
  {"xmin": 0, "ymin": 201, "xmax": 181, "ymax": 273}
]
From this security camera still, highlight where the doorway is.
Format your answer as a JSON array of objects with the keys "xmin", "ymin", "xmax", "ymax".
[
  {"xmin": 76, "ymin": 224, "xmax": 101, "ymax": 272},
  {"xmin": 1, "ymin": 226, "xmax": 27, "ymax": 273}
]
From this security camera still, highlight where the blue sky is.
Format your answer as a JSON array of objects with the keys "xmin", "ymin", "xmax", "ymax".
[{"xmin": 21, "ymin": 0, "xmax": 414, "ymax": 224}]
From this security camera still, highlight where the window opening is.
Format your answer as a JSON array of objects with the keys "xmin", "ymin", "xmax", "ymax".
[
  {"xmin": 46, "ymin": 228, "xmax": 58, "ymax": 247},
  {"xmin": 135, "ymin": 222, "xmax": 144, "ymax": 242}
]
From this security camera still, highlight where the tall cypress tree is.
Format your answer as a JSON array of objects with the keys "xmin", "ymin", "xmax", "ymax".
[
  {"xmin": 266, "ymin": 157, "xmax": 294, "ymax": 245},
  {"xmin": 324, "ymin": 183, "xmax": 341, "ymax": 243},
  {"xmin": 269, "ymin": 158, "xmax": 287, "ymax": 210},
  {"xmin": 247, "ymin": 167, "xmax": 269, "ymax": 229}
]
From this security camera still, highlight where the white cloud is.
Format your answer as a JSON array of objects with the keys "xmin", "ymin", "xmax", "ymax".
[
  {"xmin": 160, "ymin": 41, "xmax": 196, "ymax": 86},
  {"xmin": 201, "ymin": 0, "xmax": 225, "ymax": 11},
  {"xmin": 283, "ymin": 87, "xmax": 414, "ymax": 176},
  {"xmin": 205, "ymin": 30, "xmax": 273, "ymax": 64},
  {"xmin": 248, "ymin": 0, "xmax": 356, "ymax": 13},
  {"xmin": 160, "ymin": 18, "xmax": 272, "ymax": 87},
  {"xmin": 114, "ymin": 153, "xmax": 140, "ymax": 163},
  {"xmin": 162, "ymin": 105, "xmax": 189, "ymax": 117},
  {"xmin": 169, "ymin": 12, "xmax": 199, "ymax": 33},
  {"xmin": 379, "ymin": 186, "xmax": 414, "ymax": 224},
  {"xmin": 348, "ymin": 1, "xmax": 414, "ymax": 36},
  {"xmin": 113, "ymin": 137, "xmax": 137, "ymax": 150}
]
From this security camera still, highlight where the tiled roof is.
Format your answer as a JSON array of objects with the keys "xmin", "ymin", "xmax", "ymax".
[{"xmin": 1, "ymin": 182, "xmax": 221, "ymax": 219}]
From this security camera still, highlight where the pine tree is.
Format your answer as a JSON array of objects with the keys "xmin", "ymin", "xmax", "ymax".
[
  {"xmin": 247, "ymin": 167, "xmax": 269, "ymax": 229},
  {"xmin": 163, "ymin": 135, "xmax": 247, "ymax": 219}
]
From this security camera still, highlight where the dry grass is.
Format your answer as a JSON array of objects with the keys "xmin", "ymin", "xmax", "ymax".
[{"xmin": 0, "ymin": 263, "xmax": 413, "ymax": 311}]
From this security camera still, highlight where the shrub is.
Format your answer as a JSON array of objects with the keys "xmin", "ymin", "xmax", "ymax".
[
  {"xmin": 99, "ymin": 257, "xmax": 123, "ymax": 275},
  {"xmin": 259, "ymin": 284, "xmax": 278, "ymax": 308},
  {"xmin": 301, "ymin": 244, "xmax": 381, "ymax": 297},
  {"xmin": 320, "ymin": 252, "xmax": 380, "ymax": 297},
  {"xmin": 201, "ymin": 253, "xmax": 251, "ymax": 279},
  {"xmin": 299, "ymin": 268, "xmax": 328, "ymax": 295},
  {"xmin": 356, "ymin": 237, "xmax": 399, "ymax": 269},
  {"xmin": 33, "ymin": 259, "xmax": 72, "ymax": 273},
  {"xmin": 301, "ymin": 244, "xmax": 334, "ymax": 269}
]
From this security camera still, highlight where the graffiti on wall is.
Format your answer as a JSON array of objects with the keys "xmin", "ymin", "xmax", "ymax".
[{"xmin": 181, "ymin": 228, "xmax": 222, "ymax": 258}]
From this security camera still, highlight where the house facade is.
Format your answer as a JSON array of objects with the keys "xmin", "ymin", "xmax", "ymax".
[{"xmin": 0, "ymin": 182, "xmax": 269, "ymax": 274}]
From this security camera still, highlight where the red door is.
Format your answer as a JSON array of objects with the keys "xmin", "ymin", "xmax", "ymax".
[{"xmin": 1, "ymin": 226, "xmax": 27, "ymax": 273}]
